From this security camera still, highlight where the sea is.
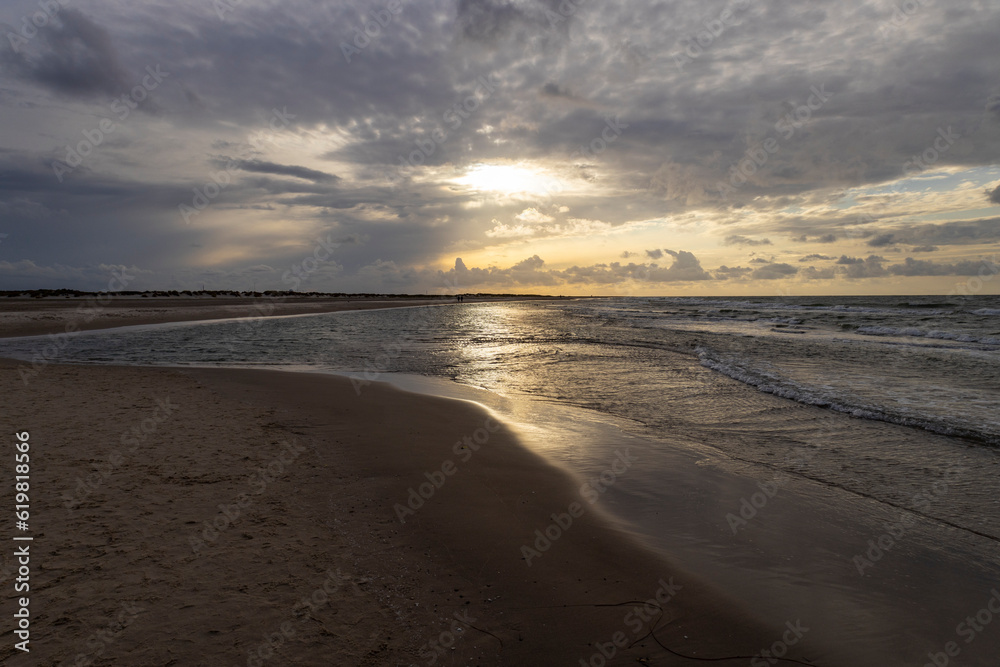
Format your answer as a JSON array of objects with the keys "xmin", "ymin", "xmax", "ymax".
[{"xmin": 3, "ymin": 294, "xmax": 1000, "ymax": 665}]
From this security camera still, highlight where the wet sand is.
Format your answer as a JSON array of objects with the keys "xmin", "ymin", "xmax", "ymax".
[{"xmin": 0, "ymin": 358, "xmax": 819, "ymax": 665}]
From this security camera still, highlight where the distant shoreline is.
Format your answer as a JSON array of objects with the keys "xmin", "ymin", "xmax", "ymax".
[{"xmin": 0, "ymin": 294, "xmax": 571, "ymax": 339}]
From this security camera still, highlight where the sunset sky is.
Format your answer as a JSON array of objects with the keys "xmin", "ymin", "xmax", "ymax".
[{"xmin": 1, "ymin": 0, "xmax": 999, "ymax": 295}]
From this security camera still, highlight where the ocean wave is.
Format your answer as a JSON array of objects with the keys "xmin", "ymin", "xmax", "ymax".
[
  {"xmin": 972, "ymin": 308, "xmax": 1000, "ymax": 316},
  {"xmin": 695, "ymin": 347, "xmax": 999, "ymax": 446},
  {"xmin": 854, "ymin": 325, "xmax": 1000, "ymax": 346}
]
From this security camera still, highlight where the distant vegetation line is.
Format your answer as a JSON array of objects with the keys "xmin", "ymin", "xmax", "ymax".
[{"xmin": 0, "ymin": 289, "xmax": 563, "ymax": 299}]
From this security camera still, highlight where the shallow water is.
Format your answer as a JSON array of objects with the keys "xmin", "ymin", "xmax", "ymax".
[{"xmin": 2, "ymin": 296, "xmax": 999, "ymax": 665}]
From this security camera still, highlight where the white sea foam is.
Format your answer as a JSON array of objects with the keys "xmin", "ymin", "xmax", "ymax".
[
  {"xmin": 854, "ymin": 325, "xmax": 1000, "ymax": 346},
  {"xmin": 695, "ymin": 347, "xmax": 998, "ymax": 445}
]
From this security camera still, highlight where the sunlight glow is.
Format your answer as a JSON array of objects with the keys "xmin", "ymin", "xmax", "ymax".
[{"xmin": 452, "ymin": 163, "xmax": 558, "ymax": 197}]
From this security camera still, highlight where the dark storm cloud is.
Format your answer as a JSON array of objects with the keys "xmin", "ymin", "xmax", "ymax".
[
  {"xmin": 988, "ymin": 184, "xmax": 1000, "ymax": 205},
  {"xmin": 541, "ymin": 82, "xmax": 572, "ymax": 98},
  {"xmin": 232, "ymin": 159, "xmax": 338, "ymax": 183},
  {"xmin": 454, "ymin": 0, "xmax": 567, "ymax": 42},
  {"xmin": 2, "ymin": 9, "xmax": 130, "ymax": 99},
  {"xmin": 862, "ymin": 219, "xmax": 1000, "ymax": 248},
  {"xmin": 454, "ymin": 0, "xmax": 528, "ymax": 41}
]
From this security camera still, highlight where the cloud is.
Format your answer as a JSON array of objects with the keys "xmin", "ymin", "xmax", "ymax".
[
  {"xmin": 793, "ymin": 234, "xmax": 837, "ymax": 243},
  {"xmin": 888, "ymin": 257, "xmax": 996, "ymax": 276},
  {"xmin": 0, "ymin": 260, "xmax": 151, "ymax": 290},
  {"xmin": 233, "ymin": 159, "xmax": 338, "ymax": 183},
  {"xmin": 440, "ymin": 250, "xmax": 713, "ymax": 288},
  {"xmin": 645, "ymin": 249, "xmax": 664, "ymax": 259},
  {"xmin": 724, "ymin": 235, "xmax": 773, "ymax": 247},
  {"xmin": 910, "ymin": 245, "xmax": 938, "ymax": 253},
  {"xmin": 867, "ymin": 234, "xmax": 896, "ymax": 247},
  {"xmin": 751, "ymin": 263, "xmax": 798, "ymax": 280},
  {"xmin": 454, "ymin": 0, "xmax": 554, "ymax": 42},
  {"xmin": 3, "ymin": 0, "xmax": 1000, "ymax": 293},
  {"xmin": 799, "ymin": 254, "xmax": 834, "ymax": 262},
  {"xmin": 837, "ymin": 255, "xmax": 888, "ymax": 279},
  {"xmin": 656, "ymin": 250, "xmax": 712, "ymax": 281},
  {"xmin": 801, "ymin": 266, "xmax": 837, "ymax": 280},
  {"xmin": 988, "ymin": 184, "xmax": 1000, "ymax": 205},
  {"xmin": 2, "ymin": 10, "xmax": 130, "ymax": 99},
  {"xmin": 485, "ymin": 221, "xmax": 534, "ymax": 238},
  {"xmin": 541, "ymin": 82, "xmax": 572, "ymax": 98},
  {"xmin": 514, "ymin": 207, "xmax": 554, "ymax": 223},
  {"xmin": 714, "ymin": 265, "xmax": 753, "ymax": 280},
  {"xmin": 854, "ymin": 219, "xmax": 1000, "ymax": 247},
  {"xmin": 440, "ymin": 254, "xmax": 559, "ymax": 288}
]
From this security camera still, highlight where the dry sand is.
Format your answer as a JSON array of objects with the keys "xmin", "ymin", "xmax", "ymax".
[{"xmin": 0, "ymin": 302, "xmax": 817, "ymax": 665}]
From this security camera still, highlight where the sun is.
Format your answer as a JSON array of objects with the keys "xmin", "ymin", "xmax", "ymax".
[{"xmin": 452, "ymin": 163, "xmax": 560, "ymax": 197}]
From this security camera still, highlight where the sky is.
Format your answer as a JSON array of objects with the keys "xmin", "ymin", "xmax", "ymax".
[{"xmin": 1, "ymin": 0, "xmax": 999, "ymax": 296}]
